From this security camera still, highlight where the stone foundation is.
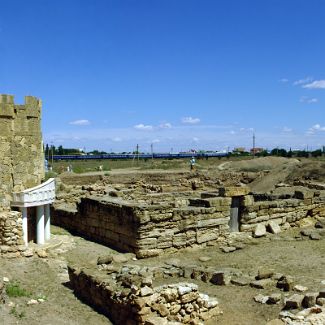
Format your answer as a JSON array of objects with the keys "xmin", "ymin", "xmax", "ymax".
[
  {"xmin": 52, "ymin": 195, "xmax": 232, "ymax": 258},
  {"xmin": 241, "ymin": 189, "xmax": 325, "ymax": 232},
  {"xmin": 68, "ymin": 265, "xmax": 221, "ymax": 324},
  {"xmin": 52, "ymin": 186, "xmax": 325, "ymax": 258},
  {"xmin": 0, "ymin": 210, "xmax": 25, "ymax": 257}
]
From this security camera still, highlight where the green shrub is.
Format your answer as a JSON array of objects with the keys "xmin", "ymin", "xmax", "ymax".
[{"xmin": 6, "ymin": 282, "xmax": 31, "ymax": 298}]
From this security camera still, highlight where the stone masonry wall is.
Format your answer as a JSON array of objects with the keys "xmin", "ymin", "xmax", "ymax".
[
  {"xmin": 241, "ymin": 189, "xmax": 325, "ymax": 232},
  {"xmin": 0, "ymin": 210, "xmax": 25, "ymax": 257},
  {"xmin": 52, "ymin": 195, "xmax": 232, "ymax": 258},
  {"xmin": 68, "ymin": 265, "xmax": 221, "ymax": 325},
  {"xmin": 0, "ymin": 94, "xmax": 44, "ymax": 210}
]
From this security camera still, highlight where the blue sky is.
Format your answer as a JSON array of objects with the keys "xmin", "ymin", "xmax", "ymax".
[{"xmin": 1, "ymin": 0, "xmax": 325, "ymax": 152}]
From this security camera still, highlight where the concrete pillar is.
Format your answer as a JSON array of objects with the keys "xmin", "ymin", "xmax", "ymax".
[
  {"xmin": 36, "ymin": 205, "xmax": 45, "ymax": 245},
  {"xmin": 21, "ymin": 207, "xmax": 28, "ymax": 246},
  {"xmin": 44, "ymin": 204, "xmax": 51, "ymax": 241}
]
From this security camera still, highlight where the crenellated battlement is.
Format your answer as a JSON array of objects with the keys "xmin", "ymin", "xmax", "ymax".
[
  {"xmin": 0, "ymin": 94, "xmax": 41, "ymax": 119},
  {"xmin": 0, "ymin": 94, "xmax": 44, "ymax": 209}
]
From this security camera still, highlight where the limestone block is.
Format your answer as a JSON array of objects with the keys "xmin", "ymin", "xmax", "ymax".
[
  {"xmin": 242, "ymin": 195, "xmax": 254, "ymax": 206},
  {"xmin": 267, "ymin": 221, "xmax": 281, "ymax": 234},
  {"xmin": 196, "ymin": 231, "xmax": 218, "ymax": 244},
  {"xmin": 284, "ymin": 294, "xmax": 304, "ymax": 309},
  {"xmin": 250, "ymin": 279, "xmax": 274, "ymax": 289},
  {"xmin": 219, "ymin": 186, "xmax": 249, "ymax": 197},
  {"xmin": 210, "ymin": 271, "xmax": 231, "ymax": 285},
  {"xmin": 253, "ymin": 224, "xmax": 266, "ymax": 237},
  {"xmin": 295, "ymin": 190, "xmax": 314, "ymax": 200},
  {"xmin": 302, "ymin": 292, "xmax": 318, "ymax": 308}
]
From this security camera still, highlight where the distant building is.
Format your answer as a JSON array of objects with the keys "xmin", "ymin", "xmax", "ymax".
[
  {"xmin": 250, "ymin": 147, "xmax": 264, "ymax": 155},
  {"xmin": 233, "ymin": 147, "xmax": 246, "ymax": 153}
]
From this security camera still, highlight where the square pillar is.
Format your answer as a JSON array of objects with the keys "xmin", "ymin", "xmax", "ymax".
[
  {"xmin": 36, "ymin": 205, "xmax": 45, "ymax": 245},
  {"xmin": 44, "ymin": 204, "xmax": 51, "ymax": 241},
  {"xmin": 20, "ymin": 207, "xmax": 28, "ymax": 246}
]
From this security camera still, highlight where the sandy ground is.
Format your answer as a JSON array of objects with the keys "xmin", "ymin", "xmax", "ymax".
[{"xmin": 1, "ymin": 226, "xmax": 325, "ymax": 325}]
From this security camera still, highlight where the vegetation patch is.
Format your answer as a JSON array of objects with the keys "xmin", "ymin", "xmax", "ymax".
[{"xmin": 6, "ymin": 282, "xmax": 31, "ymax": 298}]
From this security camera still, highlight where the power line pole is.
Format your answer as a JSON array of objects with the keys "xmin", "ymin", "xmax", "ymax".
[
  {"xmin": 252, "ymin": 132, "xmax": 256, "ymax": 158},
  {"xmin": 136, "ymin": 144, "xmax": 139, "ymax": 165}
]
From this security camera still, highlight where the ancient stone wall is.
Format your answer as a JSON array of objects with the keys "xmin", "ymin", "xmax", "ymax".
[
  {"xmin": 68, "ymin": 265, "xmax": 221, "ymax": 325},
  {"xmin": 53, "ymin": 186, "xmax": 325, "ymax": 257},
  {"xmin": 0, "ymin": 94, "xmax": 44, "ymax": 210},
  {"xmin": 52, "ymin": 195, "xmax": 232, "ymax": 258},
  {"xmin": 0, "ymin": 210, "xmax": 25, "ymax": 256},
  {"xmin": 241, "ymin": 189, "xmax": 325, "ymax": 232}
]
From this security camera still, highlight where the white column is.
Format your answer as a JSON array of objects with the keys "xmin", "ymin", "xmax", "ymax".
[
  {"xmin": 44, "ymin": 204, "xmax": 51, "ymax": 241},
  {"xmin": 21, "ymin": 207, "xmax": 28, "ymax": 246},
  {"xmin": 36, "ymin": 205, "xmax": 45, "ymax": 245}
]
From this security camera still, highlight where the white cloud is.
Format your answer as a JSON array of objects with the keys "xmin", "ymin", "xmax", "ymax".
[
  {"xmin": 69, "ymin": 119, "xmax": 90, "ymax": 126},
  {"xmin": 303, "ymin": 80, "xmax": 325, "ymax": 89},
  {"xmin": 306, "ymin": 124, "xmax": 325, "ymax": 135},
  {"xmin": 112, "ymin": 137, "xmax": 122, "ymax": 142},
  {"xmin": 282, "ymin": 127, "xmax": 292, "ymax": 132},
  {"xmin": 159, "ymin": 122, "xmax": 172, "ymax": 129},
  {"xmin": 293, "ymin": 77, "xmax": 313, "ymax": 86},
  {"xmin": 300, "ymin": 96, "xmax": 318, "ymax": 104},
  {"xmin": 181, "ymin": 117, "xmax": 200, "ymax": 124},
  {"xmin": 279, "ymin": 78, "xmax": 289, "ymax": 83},
  {"xmin": 192, "ymin": 137, "xmax": 199, "ymax": 142},
  {"xmin": 151, "ymin": 139, "xmax": 160, "ymax": 143},
  {"xmin": 230, "ymin": 130, "xmax": 236, "ymax": 135},
  {"xmin": 134, "ymin": 124, "xmax": 153, "ymax": 131}
]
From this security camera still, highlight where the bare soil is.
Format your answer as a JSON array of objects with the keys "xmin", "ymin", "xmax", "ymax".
[{"xmin": 1, "ymin": 226, "xmax": 325, "ymax": 325}]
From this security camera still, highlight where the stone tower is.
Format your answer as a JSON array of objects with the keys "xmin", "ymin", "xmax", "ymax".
[{"xmin": 0, "ymin": 94, "xmax": 45, "ymax": 210}]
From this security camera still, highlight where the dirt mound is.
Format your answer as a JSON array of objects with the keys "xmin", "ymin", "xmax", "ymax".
[
  {"xmin": 243, "ymin": 157, "xmax": 301, "ymax": 193},
  {"xmin": 218, "ymin": 157, "xmax": 298, "ymax": 173},
  {"xmin": 285, "ymin": 160, "xmax": 325, "ymax": 183}
]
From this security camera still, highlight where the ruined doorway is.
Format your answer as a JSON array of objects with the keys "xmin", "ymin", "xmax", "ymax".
[{"xmin": 229, "ymin": 197, "xmax": 241, "ymax": 232}]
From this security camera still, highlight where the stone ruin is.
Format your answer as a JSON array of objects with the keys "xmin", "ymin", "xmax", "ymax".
[
  {"xmin": 52, "ymin": 180, "xmax": 325, "ymax": 258},
  {"xmin": 0, "ymin": 94, "xmax": 54, "ymax": 257},
  {"xmin": 49, "ymin": 170, "xmax": 325, "ymax": 323}
]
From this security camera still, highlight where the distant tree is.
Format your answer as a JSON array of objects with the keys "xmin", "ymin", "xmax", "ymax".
[
  {"xmin": 296, "ymin": 150, "xmax": 309, "ymax": 158},
  {"xmin": 256, "ymin": 150, "xmax": 268, "ymax": 157},
  {"xmin": 58, "ymin": 145, "xmax": 64, "ymax": 155},
  {"xmin": 311, "ymin": 149, "xmax": 322, "ymax": 158},
  {"xmin": 271, "ymin": 148, "xmax": 287, "ymax": 157}
]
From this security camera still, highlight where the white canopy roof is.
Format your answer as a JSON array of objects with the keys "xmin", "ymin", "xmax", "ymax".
[{"xmin": 11, "ymin": 178, "xmax": 55, "ymax": 208}]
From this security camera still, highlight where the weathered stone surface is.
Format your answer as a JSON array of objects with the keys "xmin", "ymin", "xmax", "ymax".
[
  {"xmin": 294, "ymin": 285, "xmax": 308, "ymax": 292},
  {"xmin": 210, "ymin": 271, "xmax": 231, "ymax": 285},
  {"xmin": 277, "ymin": 275, "xmax": 294, "ymax": 291},
  {"xmin": 220, "ymin": 246, "xmax": 236, "ymax": 253},
  {"xmin": 268, "ymin": 293, "xmax": 282, "ymax": 304},
  {"xmin": 250, "ymin": 278, "xmax": 274, "ymax": 289},
  {"xmin": 198, "ymin": 256, "xmax": 211, "ymax": 262},
  {"xmin": 256, "ymin": 268, "xmax": 274, "ymax": 280},
  {"xmin": 284, "ymin": 294, "xmax": 304, "ymax": 309},
  {"xmin": 316, "ymin": 297, "xmax": 325, "ymax": 306},
  {"xmin": 254, "ymin": 294, "xmax": 269, "ymax": 304},
  {"xmin": 0, "ymin": 95, "xmax": 44, "ymax": 213},
  {"xmin": 253, "ymin": 224, "xmax": 266, "ymax": 237},
  {"xmin": 267, "ymin": 221, "xmax": 281, "ymax": 234},
  {"xmin": 302, "ymin": 292, "xmax": 318, "ymax": 308},
  {"xmin": 219, "ymin": 186, "xmax": 250, "ymax": 197},
  {"xmin": 97, "ymin": 255, "xmax": 113, "ymax": 265},
  {"xmin": 231, "ymin": 276, "xmax": 251, "ymax": 286},
  {"xmin": 140, "ymin": 286, "xmax": 154, "ymax": 297},
  {"xmin": 310, "ymin": 232, "xmax": 321, "ymax": 240}
]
